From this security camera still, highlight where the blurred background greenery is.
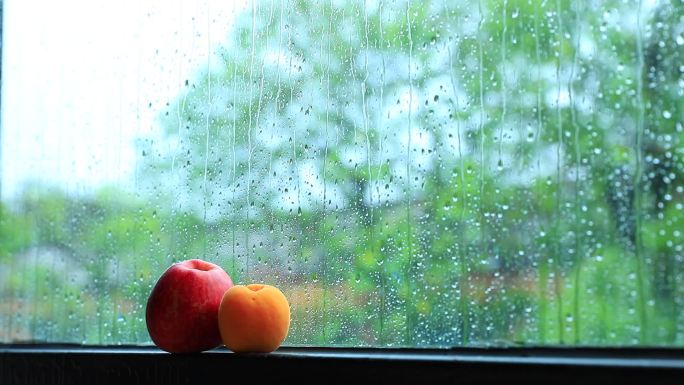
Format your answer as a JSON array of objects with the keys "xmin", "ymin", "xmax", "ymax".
[{"xmin": 1, "ymin": 0, "xmax": 684, "ymax": 347}]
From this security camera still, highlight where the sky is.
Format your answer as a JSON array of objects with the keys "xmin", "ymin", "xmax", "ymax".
[
  {"xmin": 1, "ymin": 0, "xmax": 247, "ymax": 199},
  {"xmin": 0, "ymin": 0, "xmax": 659, "ymax": 203}
]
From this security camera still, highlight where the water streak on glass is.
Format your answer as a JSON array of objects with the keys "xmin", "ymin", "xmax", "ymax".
[{"xmin": 0, "ymin": 0, "xmax": 683, "ymax": 347}]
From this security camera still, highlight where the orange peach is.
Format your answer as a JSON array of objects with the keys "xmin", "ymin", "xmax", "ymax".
[{"xmin": 218, "ymin": 284, "xmax": 290, "ymax": 353}]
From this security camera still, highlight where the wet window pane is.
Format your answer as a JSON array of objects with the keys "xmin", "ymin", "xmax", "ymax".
[{"xmin": 1, "ymin": 0, "xmax": 683, "ymax": 347}]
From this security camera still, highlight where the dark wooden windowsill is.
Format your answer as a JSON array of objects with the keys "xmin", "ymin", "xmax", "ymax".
[{"xmin": 2, "ymin": 344, "xmax": 684, "ymax": 384}]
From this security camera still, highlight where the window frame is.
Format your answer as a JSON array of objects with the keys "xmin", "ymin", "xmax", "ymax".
[{"xmin": 2, "ymin": 344, "xmax": 684, "ymax": 384}]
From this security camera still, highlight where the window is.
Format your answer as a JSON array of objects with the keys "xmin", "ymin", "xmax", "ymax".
[{"xmin": 1, "ymin": 0, "xmax": 683, "ymax": 350}]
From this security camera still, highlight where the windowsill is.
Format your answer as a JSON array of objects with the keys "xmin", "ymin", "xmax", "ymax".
[{"xmin": 2, "ymin": 344, "xmax": 684, "ymax": 384}]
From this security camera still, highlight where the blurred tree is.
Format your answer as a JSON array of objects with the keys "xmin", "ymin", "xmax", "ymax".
[
  {"xmin": 1, "ymin": 0, "xmax": 682, "ymax": 348},
  {"xmin": 135, "ymin": 0, "xmax": 684, "ymax": 346}
]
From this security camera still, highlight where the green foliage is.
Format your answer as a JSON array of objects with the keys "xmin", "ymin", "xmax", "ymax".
[{"xmin": 2, "ymin": 0, "xmax": 684, "ymax": 347}]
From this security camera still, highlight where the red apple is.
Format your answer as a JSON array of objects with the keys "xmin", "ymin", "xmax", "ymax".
[{"xmin": 146, "ymin": 259, "xmax": 233, "ymax": 353}]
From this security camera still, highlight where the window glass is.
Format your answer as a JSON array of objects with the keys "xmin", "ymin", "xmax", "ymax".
[{"xmin": 1, "ymin": 0, "xmax": 683, "ymax": 347}]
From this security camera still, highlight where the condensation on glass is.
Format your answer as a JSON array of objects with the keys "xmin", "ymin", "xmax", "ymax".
[{"xmin": 1, "ymin": 0, "xmax": 683, "ymax": 347}]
